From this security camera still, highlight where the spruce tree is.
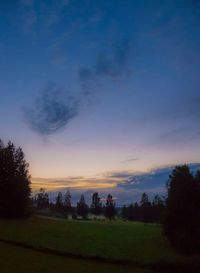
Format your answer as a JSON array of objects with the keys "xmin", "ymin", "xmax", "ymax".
[
  {"xmin": 90, "ymin": 192, "xmax": 102, "ymax": 216},
  {"xmin": 104, "ymin": 194, "xmax": 116, "ymax": 220},
  {"xmin": 77, "ymin": 194, "xmax": 88, "ymax": 219},
  {"xmin": 63, "ymin": 190, "xmax": 72, "ymax": 217},
  {"xmin": 0, "ymin": 140, "xmax": 31, "ymax": 217},
  {"xmin": 163, "ymin": 165, "xmax": 200, "ymax": 253}
]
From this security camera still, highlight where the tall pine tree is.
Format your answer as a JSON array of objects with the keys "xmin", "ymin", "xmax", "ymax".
[
  {"xmin": 90, "ymin": 192, "xmax": 102, "ymax": 216},
  {"xmin": 163, "ymin": 165, "xmax": 200, "ymax": 253},
  {"xmin": 0, "ymin": 140, "xmax": 31, "ymax": 217},
  {"xmin": 104, "ymin": 194, "xmax": 116, "ymax": 221}
]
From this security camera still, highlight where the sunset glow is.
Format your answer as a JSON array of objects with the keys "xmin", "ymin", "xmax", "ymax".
[{"xmin": 1, "ymin": 0, "xmax": 200, "ymax": 203}]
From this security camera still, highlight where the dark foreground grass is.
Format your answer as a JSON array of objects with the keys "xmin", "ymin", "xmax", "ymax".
[
  {"xmin": 0, "ymin": 216, "xmax": 199, "ymax": 271},
  {"xmin": 0, "ymin": 242, "xmax": 152, "ymax": 273}
]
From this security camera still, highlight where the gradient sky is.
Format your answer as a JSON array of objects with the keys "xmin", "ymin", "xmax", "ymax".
[{"xmin": 1, "ymin": 0, "xmax": 200, "ymax": 199}]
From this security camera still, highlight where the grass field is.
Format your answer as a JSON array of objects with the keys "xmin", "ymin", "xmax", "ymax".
[
  {"xmin": 0, "ymin": 216, "xmax": 182, "ymax": 266},
  {"xmin": 1, "ymin": 216, "xmax": 200, "ymax": 272}
]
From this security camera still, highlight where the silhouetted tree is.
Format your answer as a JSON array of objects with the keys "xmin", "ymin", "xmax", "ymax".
[
  {"xmin": 126, "ymin": 202, "xmax": 141, "ymax": 221},
  {"xmin": 163, "ymin": 165, "xmax": 200, "ymax": 253},
  {"xmin": 132, "ymin": 202, "xmax": 140, "ymax": 221},
  {"xmin": 121, "ymin": 205, "xmax": 128, "ymax": 220},
  {"xmin": 34, "ymin": 188, "xmax": 49, "ymax": 209},
  {"xmin": 77, "ymin": 194, "xmax": 88, "ymax": 219},
  {"xmin": 152, "ymin": 194, "xmax": 165, "ymax": 223},
  {"xmin": 127, "ymin": 203, "xmax": 134, "ymax": 220},
  {"xmin": 90, "ymin": 192, "xmax": 102, "ymax": 216},
  {"xmin": 55, "ymin": 192, "xmax": 63, "ymax": 211},
  {"xmin": 63, "ymin": 190, "xmax": 72, "ymax": 217},
  {"xmin": 0, "ymin": 140, "xmax": 31, "ymax": 217},
  {"xmin": 121, "ymin": 197, "xmax": 164, "ymax": 223},
  {"xmin": 104, "ymin": 194, "xmax": 116, "ymax": 220},
  {"xmin": 140, "ymin": 192, "xmax": 153, "ymax": 222}
]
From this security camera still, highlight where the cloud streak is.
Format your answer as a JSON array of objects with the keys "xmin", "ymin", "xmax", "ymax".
[
  {"xmin": 31, "ymin": 163, "xmax": 200, "ymax": 204},
  {"xmin": 95, "ymin": 38, "xmax": 130, "ymax": 78},
  {"xmin": 31, "ymin": 176, "xmax": 117, "ymax": 192},
  {"xmin": 121, "ymin": 158, "xmax": 139, "ymax": 164}
]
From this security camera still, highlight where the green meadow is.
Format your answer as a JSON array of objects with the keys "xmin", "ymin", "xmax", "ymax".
[
  {"xmin": 0, "ymin": 217, "xmax": 178, "ymax": 263},
  {"xmin": 0, "ymin": 216, "xmax": 199, "ymax": 272}
]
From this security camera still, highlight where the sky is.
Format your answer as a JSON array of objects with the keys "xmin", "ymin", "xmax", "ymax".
[{"xmin": 1, "ymin": 0, "xmax": 200, "ymax": 203}]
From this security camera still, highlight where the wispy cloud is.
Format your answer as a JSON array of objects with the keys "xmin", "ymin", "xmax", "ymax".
[
  {"xmin": 78, "ymin": 67, "xmax": 96, "ymax": 93},
  {"xmin": 95, "ymin": 38, "xmax": 130, "ymax": 78},
  {"xmin": 121, "ymin": 157, "xmax": 139, "ymax": 164},
  {"xmin": 79, "ymin": 38, "xmax": 131, "ymax": 86},
  {"xmin": 24, "ymin": 84, "xmax": 81, "ymax": 135},
  {"xmin": 153, "ymin": 95, "xmax": 200, "ymax": 147},
  {"xmin": 20, "ymin": 0, "xmax": 70, "ymax": 34},
  {"xmin": 31, "ymin": 176, "xmax": 117, "ymax": 192},
  {"xmin": 78, "ymin": 37, "xmax": 131, "ymax": 105}
]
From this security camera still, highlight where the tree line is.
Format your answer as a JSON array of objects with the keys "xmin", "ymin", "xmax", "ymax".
[
  {"xmin": 121, "ymin": 193, "xmax": 165, "ymax": 223},
  {"xmin": 33, "ymin": 190, "xmax": 117, "ymax": 221},
  {"xmin": 33, "ymin": 189, "xmax": 165, "ymax": 223}
]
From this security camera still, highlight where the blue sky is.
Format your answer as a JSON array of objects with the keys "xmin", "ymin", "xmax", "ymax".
[{"xmin": 0, "ymin": 0, "xmax": 200, "ymax": 202}]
